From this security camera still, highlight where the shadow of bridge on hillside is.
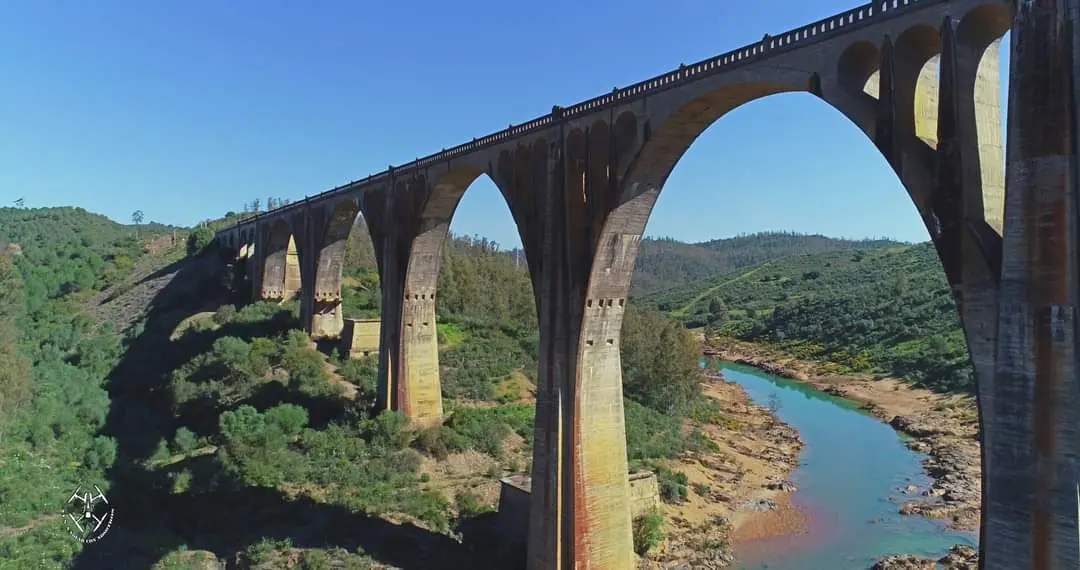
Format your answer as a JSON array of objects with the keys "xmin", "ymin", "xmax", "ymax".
[{"xmin": 71, "ymin": 249, "xmax": 524, "ymax": 570}]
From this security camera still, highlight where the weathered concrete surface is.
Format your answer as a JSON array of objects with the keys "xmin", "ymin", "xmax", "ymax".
[
  {"xmin": 983, "ymin": 1, "xmax": 1080, "ymax": 568},
  {"xmin": 497, "ymin": 472, "xmax": 660, "ymax": 549},
  {"xmin": 400, "ymin": 293, "xmax": 442, "ymax": 426},
  {"xmin": 341, "ymin": 318, "xmax": 380, "ymax": 359}
]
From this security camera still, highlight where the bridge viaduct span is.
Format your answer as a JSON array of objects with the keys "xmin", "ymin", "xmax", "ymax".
[{"xmin": 216, "ymin": 0, "xmax": 1080, "ymax": 567}]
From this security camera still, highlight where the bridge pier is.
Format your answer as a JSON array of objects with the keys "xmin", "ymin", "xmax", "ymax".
[
  {"xmin": 361, "ymin": 182, "xmax": 446, "ymax": 426},
  {"xmin": 525, "ymin": 127, "xmax": 636, "ymax": 570},
  {"xmin": 983, "ymin": 1, "xmax": 1080, "ymax": 567}
]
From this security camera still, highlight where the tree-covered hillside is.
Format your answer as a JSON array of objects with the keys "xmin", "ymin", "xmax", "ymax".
[
  {"xmin": 1, "ymin": 206, "xmax": 719, "ymax": 568},
  {"xmin": 0, "ymin": 207, "xmax": 187, "ymax": 566},
  {"xmin": 641, "ymin": 243, "xmax": 975, "ymax": 393},
  {"xmin": 630, "ymin": 232, "xmax": 900, "ymax": 296}
]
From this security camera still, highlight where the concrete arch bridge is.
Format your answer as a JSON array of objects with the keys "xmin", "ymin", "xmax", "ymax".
[{"xmin": 216, "ymin": 1, "xmax": 1080, "ymax": 567}]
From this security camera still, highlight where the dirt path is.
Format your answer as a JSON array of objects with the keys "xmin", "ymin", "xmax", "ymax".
[
  {"xmin": 704, "ymin": 337, "xmax": 982, "ymax": 532},
  {"xmin": 0, "ymin": 514, "xmax": 61, "ymax": 538}
]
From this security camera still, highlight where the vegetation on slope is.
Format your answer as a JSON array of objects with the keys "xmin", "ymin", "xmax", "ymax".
[
  {"xmin": 0, "ymin": 207, "xmax": 182, "ymax": 566},
  {"xmin": 0, "ymin": 205, "xmax": 720, "ymax": 568},
  {"xmin": 7, "ymin": 204, "xmax": 920, "ymax": 566},
  {"xmin": 641, "ymin": 242, "xmax": 975, "ymax": 393},
  {"xmin": 630, "ymin": 232, "xmax": 900, "ymax": 296}
]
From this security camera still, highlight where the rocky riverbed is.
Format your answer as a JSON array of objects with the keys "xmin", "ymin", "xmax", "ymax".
[
  {"xmin": 703, "ymin": 337, "xmax": 982, "ymax": 567},
  {"xmin": 872, "ymin": 544, "xmax": 978, "ymax": 569},
  {"xmin": 638, "ymin": 373, "xmax": 805, "ymax": 569}
]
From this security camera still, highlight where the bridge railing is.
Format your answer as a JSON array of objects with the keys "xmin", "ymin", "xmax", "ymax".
[{"xmin": 223, "ymin": 0, "xmax": 943, "ymax": 233}]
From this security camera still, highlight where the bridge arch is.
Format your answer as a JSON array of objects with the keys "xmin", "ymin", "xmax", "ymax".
[
  {"xmin": 839, "ymin": 40, "xmax": 882, "ymax": 96},
  {"xmin": 394, "ymin": 156, "xmax": 541, "ymax": 424},
  {"xmin": 568, "ymin": 9, "xmax": 1011, "ymax": 565},
  {"xmin": 306, "ymin": 197, "xmax": 362, "ymax": 339},
  {"xmin": 260, "ymin": 219, "xmax": 301, "ymax": 301},
  {"xmin": 894, "ymin": 24, "xmax": 942, "ymax": 145}
]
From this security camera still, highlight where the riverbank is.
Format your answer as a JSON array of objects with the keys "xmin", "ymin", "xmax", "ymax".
[
  {"xmin": 702, "ymin": 337, "xmax": 982, "ymax": 532},
  {"xmin": 641, "ymin": 373, "xmax": 805, "ymax": 568}
]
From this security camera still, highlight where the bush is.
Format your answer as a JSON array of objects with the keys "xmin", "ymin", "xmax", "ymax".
[
  {"xmin": 265, "ymin": 404, "xmax": 309, "ymax": 438},
  {"xmin": 632, "ymin": 510, "xmax": 665, "ymax": 555},
  {"xmin": 172, "ymin": 427, "xmax": 198, "ymax": 453},
  {"xmin": 212, "ymin": 304, "xmax": 237, "ymax": 325},
  {"xmin": 454, "ymin": 489, "xmax": 493, "ymax": 518},
  {"xmin": 187, "ymin": 226, "xmax": 215, "ymax": 256},
  {"xmin": 339, "ymin": 355, "xmax": 378, "ymax": 399},
  {"xmin": 656, "ymin": 467, "xmax": 689, "ymax": 504},
  {"xmin": 446, "ymin": 407, "xmax": 512, "ymax": 458},
  {"xmin": 413, "ymin": 426, "xmax": 466, "ymax": 460}
]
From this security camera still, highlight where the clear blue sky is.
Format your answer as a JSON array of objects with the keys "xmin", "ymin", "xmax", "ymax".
[{"xmin": 1, "ymin": 1, "xmax": 1010, "ymax": 248}]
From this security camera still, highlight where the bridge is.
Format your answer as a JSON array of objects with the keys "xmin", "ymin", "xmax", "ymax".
[{"xmin": 215, "ymin": 0, "xmax": 1079, "ymax": 568}]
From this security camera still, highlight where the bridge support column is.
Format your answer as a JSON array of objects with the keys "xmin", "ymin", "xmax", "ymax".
[
  {"xmin": 527, "ymin": 134, "xmax": 634, "ymax": 570},
  {"xmin": 399, "ymin": 290, "xmax": 442, "ymax": 426},
  {"xmin": 984, "ymin": 1, "xmax": 1080, "ymax": 568},
  {"xmin": 364, "ymin": 190, "xmax": 407, "ymax": 415},
  {"xmin": 370, "ymin": 233, "xmax": 403, "ymax": 412},
  {"xmin": 365, "ymin": 176, "xmax": 449, "ymax": 425},
  {"xmin": 297, "ymin": 200, "xmax": 355, "ymax": 341}
]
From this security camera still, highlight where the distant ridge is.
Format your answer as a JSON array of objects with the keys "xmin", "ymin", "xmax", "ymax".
[{"xmin": 631, "ymin": 231, "xmax": 903, "ymax": 297}]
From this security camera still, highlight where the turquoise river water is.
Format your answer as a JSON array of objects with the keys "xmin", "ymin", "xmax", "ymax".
[{"xmin": 707, "ymin": 361, "xmax": 977, "ymax": 569}]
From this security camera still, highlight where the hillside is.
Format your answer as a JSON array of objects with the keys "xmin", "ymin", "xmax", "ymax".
[
  {"xmin": 640, "ymin": 242, "xmax": 975, "ymax": 393},
  {"xmin": 0, "ymin": 206, "xmax": 197, "ymax": 567},
  {"xmin": 1, "ymin": 208, "xmax": 718, "ymax": 568},
  {"xmin": 0, "ymin": 205, "xmax": 966, "ymax": 567},
  {"xmin": 0, "ymin": 206, "xmax": 179, "ymax": 250},
  {"xmin": 630, "ymin": 232, "xmax": 901, "ymax": 296}
]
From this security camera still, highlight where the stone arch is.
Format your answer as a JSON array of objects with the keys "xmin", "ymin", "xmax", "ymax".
[
  {"xmin": 590, "ymin": 59, "xmax": 997, "ymax": 360},
  {"xmin": 895, "ymin": 24, "xmax": 943, "ymax": 145},
  {"xmin": 497, "ymin": 137, "xmax": 551, "ymax": 296},
  {"xmin": 306, "ymin": 198, "xmax": 360, "ymax": 339},
  {"xmin": 573, "ymin": 9, "xmax": 1013, "ymax": 559},
  {"xmin": 395, "ymin": 163, "xmax": 537, "ymax": 425},
  {"xmin": 838, "ymin": 40, "xmax": 882, "ymax": 96},
  {"xmin": 403, "ymin": 165, "xmax": 530, "ymax": 297},
  {"xmin": 954, "ymin": 3, "xmax": 1012, "ymax": 236},
  {"xmin": 260, "ymin": 219, "xmax": 301, "ymax": 301}
]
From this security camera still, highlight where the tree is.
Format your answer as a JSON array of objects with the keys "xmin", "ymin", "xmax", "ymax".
[
  {"xmin": 251, "ymin": 198, "xmax": 261, "ymax": 213},
  {"xmin": 187, "ymin": 226, "xmax": 215, "ymax": 256},
  {"xmin": 13, "ymin": 198, "xmax": 24, "ymax": 208},
  {"xmin": 620, "ymin": 306, "xmax": 702, "ymax": 413},
  {"xmin": 267, "ymin": 197, "xmax": 276, "ymax": 210},
  {"xmin": 131, "ymin": 210, "xmax": 145, "ymax": 239}
]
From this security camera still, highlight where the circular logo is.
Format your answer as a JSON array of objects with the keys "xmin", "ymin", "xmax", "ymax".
[{"xmin": 64, "ymin": 485, "xmax": 114, "ymax": 544}]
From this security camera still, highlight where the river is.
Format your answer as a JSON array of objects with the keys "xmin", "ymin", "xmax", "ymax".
[{"xmin": 708, "ymin": 361, "xmax": 977, "ymax": 569}]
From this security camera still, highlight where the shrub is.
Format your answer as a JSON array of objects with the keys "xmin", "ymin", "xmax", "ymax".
[
  {"xmin": 187, "ymin": 226, "xmax": 215, "ymax": 256},
  {"xmin": 172, "ymin": 427, "xmax": 198, "ymax": 453},
  {"xmin": 454, "ymin": 490, "xmax": 492, "ymax": 518},
  {"xmin": 632, "ymin": 510, "xmax": 665, "ymax": 555},
  {"xmin": 264, "ymin": 404, "xmax": 309, "ymax": 438},
  {"xmin": 212, "ymin": 304, "xmax": 237, "ymax": 325},
  {"xmin": 656, "ymin": 467, "xmax": 689, "ymax": 504}
]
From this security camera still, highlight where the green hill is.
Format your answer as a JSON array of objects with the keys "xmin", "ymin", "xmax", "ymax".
[
  {"xmin": 1, "ymin": 208, "xmax": 713, "ymax": 568},
  {"xmin": 630, "ymin": 232, "xmax": 901, "ymax": 296},
  {"xmin": 640, "ymin": 242, "xmax": 974, "ymax": 393},
  {"xmin": 0, "ymin": 206, "xmax": 180, "ymax": 250}
]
